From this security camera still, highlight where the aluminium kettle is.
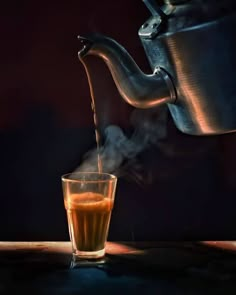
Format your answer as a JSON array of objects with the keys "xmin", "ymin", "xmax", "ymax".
[{"xmin": 78, "ymin": 0, "xmax": 236, "ymax": 135}]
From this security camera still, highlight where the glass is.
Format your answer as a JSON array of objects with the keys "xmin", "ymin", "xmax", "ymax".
[{"xmin": 61, "ymin": 172, "xmax": 117, "ymax": 266}]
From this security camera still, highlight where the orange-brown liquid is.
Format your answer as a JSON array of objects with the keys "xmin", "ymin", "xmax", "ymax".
[
  {"xmin": 65, "ymin": 192, "xmax": 113, "ymax": 252},
  {"xmin": 79, "ymin": 56, "xmax": 103, "ymax": 173}
]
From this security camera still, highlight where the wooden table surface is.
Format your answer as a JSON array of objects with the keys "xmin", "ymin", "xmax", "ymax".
[{"xmin": 0, "ymin": 241, "xmax": 236, "ymax": 294}]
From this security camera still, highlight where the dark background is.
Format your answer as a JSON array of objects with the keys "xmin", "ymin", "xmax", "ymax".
[{"xmin": 0, "ymin": 0, "xmax": 236, "ymax": 241}]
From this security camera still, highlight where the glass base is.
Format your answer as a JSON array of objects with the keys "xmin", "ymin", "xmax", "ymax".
[{"xmin": 70, "ymin": 248, "xmax": 106, "ymax": 268}]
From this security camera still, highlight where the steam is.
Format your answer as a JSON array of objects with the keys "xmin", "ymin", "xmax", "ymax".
[{"xmin": 75, "ymin": 107, "xmax": 168, "ymax": 184}]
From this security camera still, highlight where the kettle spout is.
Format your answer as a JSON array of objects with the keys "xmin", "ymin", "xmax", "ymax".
[{"xmin": 78, "ymin": 34, "xmax": 176, "ymax": 109}]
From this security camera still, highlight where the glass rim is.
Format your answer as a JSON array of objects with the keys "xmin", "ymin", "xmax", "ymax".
[{"xmin": 61, "ymin": 172, "xmax": 117, "ymax": 183}]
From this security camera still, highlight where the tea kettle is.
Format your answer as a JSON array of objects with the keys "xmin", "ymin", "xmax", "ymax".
[{"xmin": 78, "ymin": 0, "xmax": 236, "ymax": 135}]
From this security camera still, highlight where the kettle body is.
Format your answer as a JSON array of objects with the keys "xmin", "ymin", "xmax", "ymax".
[{"xmin": 140, "ymin": 13, "xmax": 236, "ymax": 135}]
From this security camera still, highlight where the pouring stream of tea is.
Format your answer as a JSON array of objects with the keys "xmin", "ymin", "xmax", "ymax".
[{"xmin": 79, "ymin": 55, "xmax": 103, "ymax": 173}]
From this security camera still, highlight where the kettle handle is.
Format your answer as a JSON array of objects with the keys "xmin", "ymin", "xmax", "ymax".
[{"xmin": 143, "ymin": 0, "xmax": 168, "ymax": 19}]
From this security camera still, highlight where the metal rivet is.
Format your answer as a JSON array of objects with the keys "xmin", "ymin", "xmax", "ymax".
[{"xmin": 142, "ymin": 22, "xmax": 149, "ymax": 29}]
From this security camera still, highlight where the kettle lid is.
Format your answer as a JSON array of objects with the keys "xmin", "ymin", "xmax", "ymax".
[
  {"xmin": 140, "ymin": 0, "xmax": 236, "ymax": 39},
  {"xmin": 164, "ymin": 0, "xmax": 189, "ymax": 4}
]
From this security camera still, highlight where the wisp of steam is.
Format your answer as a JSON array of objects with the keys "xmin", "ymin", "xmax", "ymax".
[{"xmin": 75, "ymin": 107, "xmax": 168, "ymax": 185}]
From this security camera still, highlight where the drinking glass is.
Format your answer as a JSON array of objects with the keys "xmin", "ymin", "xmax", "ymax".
[{"xmin": 62, "ymin": 172, "xmax": 117, "ymax": 266}]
